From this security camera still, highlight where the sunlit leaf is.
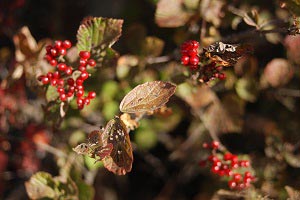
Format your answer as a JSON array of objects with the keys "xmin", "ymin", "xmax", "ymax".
[
  {"xmin": 155, "ymin": 0, "xmax": 191, "ymax": 27},
  {"xmin": 76, "ymin": 17, "xmax": 123, "ymax": 52},
  {"xmin": 120, "ymin": 81, "xmax": 176, "ymax": 113},
  {"xmin": 46, "ymin": 85, "xmax": 59, "ymax": 102}
]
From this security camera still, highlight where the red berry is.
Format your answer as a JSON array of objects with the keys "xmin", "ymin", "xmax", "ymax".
[
  {"xmin": 218, "ymin": 170, "xmax": 226, "ymax": 176},
  {"xmin": 181, "ymin": 55, "xmax": 190, "ymax": 65},
  {"xmin": 62, "ymin": 40, "xmax": 72, "ymax": 49},
  {"xmin": 57, "ymin": 63, "xmax": 67, "ymax": 71},
  {"xmin": 211, "ymin": 141, "xmax": 219, "ymax": 149},
  {"xmin": 191, "ymin": 40, "xmax": 199, "ymax": 49},
  {"xmin": 53, "ymin": 71, "xmax": 60, "ymax": 79},
  {"xmin": 57, "ymin": 79, "xmax": 64, "ymax": 86},
  {"xmin": 79, "ymin": 51, "xmax": 90, "ymax": 59},
  {"xmin": 50, "ymin": 48, "xmax": 58, "ymax": 57},
  {"xmin": 228, "ymin": 180, "xmax": 237, "ymax": 189},
  {"xmin": 211, "ymin": 165, "xmax": 220, "ymax": 174},
  {"xmin": 239, "ymin": 160, "xmax": 250, "ymax": 167},
  {"xmin": 77, "ymin": 97, "xmax": 83, "ymax": 105},
  {"xmin": 60, "ymin": 93, "xmax": 67, "ymax": 101},
  {"xmin": 65, "ymin": 67, "xmax": 73, "ymax": 75},
  {"xmin": 208, "ymin": 155, "xmax": 219, "ymax": 162},
  {"xmin": 51, "ymin": 79, "xmax": 57, "ymax": 86},
  {"xmin": 57, "ymin": 87, "xmax": 65, "ymax": 94},
  {"xmin": 202, "ymin": 142, "xmax": 209, "ymax": 149},
  {"xmin": 223, "ymin": 152, "xmax": 232, "ymax": 161},
  {"xmin": 47, "ymin": 72, "xmax": 53, "ymax": 79},
  {"xmin": 218, "ymin": 73, "xmax": 226, "ymax": 80},
  {"xmin": 76, "ymin": 89, "xmax": 84, "ymax": 97},
  {"xmin": 233, "ymin": 173, "xmax": 242, "ymax": 182},
  {"xmin": 76, "ymin": 85, "xmax": 84, "ymax": 91},
  {"xmin": 67, "ymin": 78, "xmax": 75, "ymax": 86},
  {"xmin": 87, "ymin": 59, "xmax": 96, "ymax": 67},
  {"xmin": 213, "ymin": 160, "xmax": 222, "ymax": 167},
  {"xmin": 188, "ymin": 49, "xmax": 198, "ymax": 57},
  {"xmin": 76, "ymin": 78, "xmax": 83, "ymax": 86},
  {"xmin": 55, "ymin": 40, "xmax": 62, "ymax": 49},
  {"xmin": 44, "ymin": 55, "xmax": 52, "ymax": 61},
  {"xmin": 41, "ymin": 77, "xmax": 49, "ymax": 84},
  {"xmin": 79, "ymin": 66, "xmax": 86, "ymax": 72},
  {"xmin": 78, "ymin": 104, "xmax": 84, "ymax": 110},
  {"xmin": 69, "ymin": 86, "xmax": 75, "ymax": 92},
  {"xmin": 66, "ymin": 92, "xmax": 73, "ymax": 97},
  {"xmin": 231, "ymin": 161, "xmax": 239, "ymax": 169},
  {"xmin": 244, "ymin": 171, "xmax": 252, "ymax": 178},
  {"xmin": 88, "ymin": 91, "xmax": 96, "ymax": 99},
  {"xmin": 38, "ymin": 75, "xmax": 44, "ymax": 81},
  {"xmin": 231, "ymin": 155, "xmax": 238, "ymax": 163},
  {"xmin": 58, "ymin": 48, "xmax": 67, "ymax": 56},
  {"xmin": 80, "ymin": 71, "xmax": 89, "ymax": 80},
  {"xmin": 79, "ymin": 58, "xmax": 87, "ymax": 66},
  {"xmin": 49, "ymin": 59, "xmax": 57, "ymax": 66},
  {"xmin": 189, "ymin": 56, "xmax": 199, "ymax": 66},
  {"xmin": 225, "ymin": 169, "xmax": 233, "ymax": 176},
  {"xmin": 46, "ymin": 45, "xmax": 52, "ymax": 53}
]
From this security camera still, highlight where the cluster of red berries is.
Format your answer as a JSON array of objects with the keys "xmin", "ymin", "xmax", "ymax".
[
  {"xmin": 180, "ymin": 40, "xmax": 200, "ymax": 70},
  {"xmin": 38, "ymin": 40, "xmax": 97, "ymax": 109},
  {"xmin": 199, "ymin": 141, "xmax": 255, "ymax": 190},
  {"xmin": 199, "ymin": 62, "xmax": 226, "ymax": 83}
]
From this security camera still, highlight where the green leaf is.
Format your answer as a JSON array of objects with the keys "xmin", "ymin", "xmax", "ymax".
[
  {"xmin": 46, "ymin": 85, "xmax": 59, "ymax": 102},
  {"xmin": 25, "ymin": 172, "xmax": 79, "ymax": 200},
  {"xmin": 77, "ymin": 181, "xmax": 95, "ymax": 200},
  {"xmin": 76, "ymin": 17, "xmax": 123, "ymax": 52}
]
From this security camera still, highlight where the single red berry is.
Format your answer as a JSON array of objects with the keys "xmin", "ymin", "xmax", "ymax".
[
  {"xmin": 47, "ymin": 72, "xmax": 53, "ymax": 79},
  {"xmin": 221, "ymin": 164, "xmax": 229, "ymax": 170},
  {"xmin": 66, "ymin": 92, "xmax": 73, "ymax": 97},
  {"xmin": 69, "ymin": 86, "xmax": 75, "ymax": 92},
  {"xmin": 62, "ymin": 40, "xmax": 72, "ymax": 49},
  {"xmin": 77, "ymin": 97, "xmax": 83, "ymax": 105},
  {"xmin": 244, "ymin": 176, "xmax": 252, "ymax": 184},
  {"xmin": 189, "ymin": 56, "xmax": 199, "ymax": 66},
  {"xmin": 88, "ymin": 91, "xmax": 96, "ymax": 99},
  {"xmin": 60, "ymin": 93, "xmax": 67, "ymax": 101},
  {"xmin": 51, "ymin": 79, "xmax": 57, "ymax": 86},
  {"xmin": 191, "ymin": 40, "xmax": 199, "ymax": 49},
  {"xmin": 211, "ymin": 141, "xmax": 219, "ymax": 149},
  {"xmin": 79, "ymin": 59, "xmax": 87, "ymax": 66},
  {"xmin": 223, "ymin": 152, "xmax": 232, "ymax": 161},
  {"xmin": 211, "ymin": 165, "xmax": 220, "ymax": 174},
  {"xmin": 55, "ymin": 40, "xmax": 62, "ymax": 49},
  {"xmin": 237, "ymin": 183, "xmax": 245, "ymax": 190},
  {"xmin": 84, "ymin": 97, "xmax": 90, "ymax": 105},
  {"xmin": 58, "ymin": 48, "xmax": 67, "ymax": 56},
  {"xmin": 41, "ymin": 77, "xmax": 49, "ymax": 84},
  {"xmin": 79, "ymin": 51, "xmax": 90, "ymax": 59},
  {"xmin": 76, "ymin": 85, "xmax": 84, "ymax": 91},
  {"xmin": 46, "ymin": 45, "xmax": 52, "ymax": 53},
  {"xmin": 38, "ymin": 75, "xmax": 45, "ymax": 81},
  {"xmin": 228, "ymin": 180, "xmax": 237, "ymax": 189},
  {"xmin": 218, "ymin": 73, "xmax": 226, "ymax": 80},
  {"xmin": 44, "ymin": 54, "xmax": 52, "ymax": 61},
  {"xmin": 202, "ymin": 143, "xmax": 209, "ymax": 149},
  {"xmin": 231, "ymin": 161, "xmax": 239, "ymax": 169},
  {"xmin": 65, "ymin": 67, "xmax": 73, "ymax": 75},
  {"xmin": 213, "ymin": 160, "xmax": 222, "ymax": 167},
  {"xmin": 78, "ymin": 104, "xmax": 84, "ymax": 110},
  {"xmin": 233, "ymin": 173, "xmax": 242, "ymax": 182},
  {"xmin": 218, "ymin": 170, "xmax": 225, "ymax": 176},
  {"xmin": 76, "ymin": 89, "xmax": 84, "ymax": 97},
  {"xmin": 79, "ymin": 66, "xmax": 86, "ymax": 72},
  {"xmin": 231, "ymin": 155, "xmax": 238, "ymax": 163},
  {"xmin": 244, "ymin": 171, "xmax": 252, "ymax": 178},
  {"xmin": 181, "ymin": 55, "xmax": 190, "ymax": 65},
  {"xmin": 53, "ymin": 71, "xmax": 60, "ymax": 79},
  {"xmin": 57, "ymin": 63, "xmax": 67, "ymax": 71},
  {"xmin": 225, "ymin": 169, "xmax": 233, "ymax": 176},
  {"xmin": 57, "ymin": 79, "xmax": 64, "ymax": 86},
  {"xmin": 49, "ymin": 59, "xmax": 57, "ymax": 66},
  {"xmin": 50, "ymin": 48, "xmax": 58, "ymax": 57},
  {"xmin": 67, "ymin": 78, "xmax": 75, "ymax": 86},
  {"xmin": 80, "ymin": 71, "xmax": 89, "ymax": 80},
  {"xmin": 57, "ymin": 87, "xmax": 65, "ymax": 94},
  {"xmin": 76, "ymin": 78, "xmax": 83, "ymax": 86},
  {"xmin": 87, "ymin": 59, "xmax": 96, "ymax": 67},
  {"xmin": 188, "ymin": 49, "xmax": 198, "ymax": 57}
]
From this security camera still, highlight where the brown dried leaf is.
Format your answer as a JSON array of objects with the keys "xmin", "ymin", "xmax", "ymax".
[
  {"xmin": 200, "ymin": 0, "xmax": 225, "ymax": 27},
  {"xmin": 119, "ymin": 81, "xmax": 176, "ymax": 113},
  {"xmin": 155, "ymin": 0, "xmax": 191, "ymax": 27},
  {"xmin": 285, "ymin": 186, "xmax": 300, "ymax": 200}
]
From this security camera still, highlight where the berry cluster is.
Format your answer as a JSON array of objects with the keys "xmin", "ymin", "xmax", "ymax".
[
  {"xmin": 180, "ymin": 40, "xmax": 200, "ymax": 70},
  {"xmin": 38, "ymin": 40, "xmax": 97, "ymax": 109},
  {"xmin": 199, "ymin": 141, "xmax": 255, "ymax": 190},
  {"xmin": 198, "ymin": 62, "xmax": 226, "ymax": 83}
]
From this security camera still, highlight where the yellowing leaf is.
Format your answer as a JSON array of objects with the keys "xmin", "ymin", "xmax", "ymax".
[{"xmin": 119, "ymin": 81, "xmax": 176, "ymax": 113}]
